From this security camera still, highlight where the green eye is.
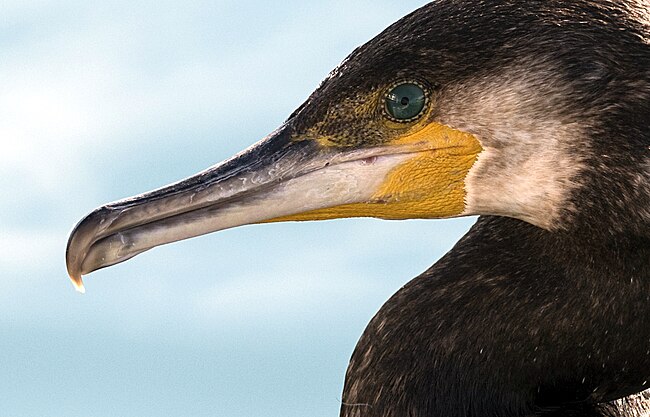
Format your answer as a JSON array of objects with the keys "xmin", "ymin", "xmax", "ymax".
[{"xmin": 385, "ymin": 82, "xmax": 427, "ymax": 122}]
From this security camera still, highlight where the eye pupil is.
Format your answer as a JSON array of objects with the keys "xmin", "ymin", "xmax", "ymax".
[{"xmin": 385, "ymin": 82, "xmax": 427, "ymax": 121}]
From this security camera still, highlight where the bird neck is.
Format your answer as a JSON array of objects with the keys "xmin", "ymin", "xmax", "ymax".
[
  {"xmin": 340, "ymin": 216, "xmax": 650, "ymax": 417},
  {"xmin": 565, "ymin": 152, "xmax": 650, "ymax": 241}
]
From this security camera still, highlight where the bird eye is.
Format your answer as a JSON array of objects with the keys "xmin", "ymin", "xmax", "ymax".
[{"xmin": 384, "ymin": 82, "xmax": 427, "ymax": 122}]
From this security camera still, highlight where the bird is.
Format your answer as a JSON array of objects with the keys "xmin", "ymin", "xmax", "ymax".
[{"xmin": 66, "ymin": 0, "xmax": 650, "ymax": 416}]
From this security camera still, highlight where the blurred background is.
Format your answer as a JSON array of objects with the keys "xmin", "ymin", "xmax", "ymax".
[{"xmin": 0, "ymin": 1, "xmax": 476, "ymax": 416}]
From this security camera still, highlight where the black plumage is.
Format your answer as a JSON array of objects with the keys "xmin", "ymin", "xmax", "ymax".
[{"xmin": 342, "ymin": 217, "xmax": 649, "ymax": 416}]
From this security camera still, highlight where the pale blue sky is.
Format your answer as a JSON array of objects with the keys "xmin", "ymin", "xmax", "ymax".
[{"xmin": 0, "ymin": 1, "xmax": 476, "ymax": 416}]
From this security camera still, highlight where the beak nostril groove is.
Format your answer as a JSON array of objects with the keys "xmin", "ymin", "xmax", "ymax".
[{"xmin": 361, "ymin": 157, "xmax": 378, "ymax": 165}]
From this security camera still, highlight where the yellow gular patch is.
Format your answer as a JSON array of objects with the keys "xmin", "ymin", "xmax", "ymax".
[{"xmin": 269, "ymin": 123, "xmax": 483, "ymax": 222}]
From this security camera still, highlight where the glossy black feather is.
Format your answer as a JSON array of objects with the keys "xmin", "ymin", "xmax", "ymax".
[{"xmin": 342, "ymin": 217, "xmax": 649, "ymax": 416}]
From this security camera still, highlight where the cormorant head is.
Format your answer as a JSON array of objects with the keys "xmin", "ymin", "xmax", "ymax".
[{"xmin": 66, "ymin": 0, "xmax": 650, "ymax": 292}]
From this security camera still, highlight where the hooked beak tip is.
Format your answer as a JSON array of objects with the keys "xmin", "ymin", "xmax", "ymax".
[{"xmin": 70, "ymin": 274, "xmax": 86, "ymax": 294}]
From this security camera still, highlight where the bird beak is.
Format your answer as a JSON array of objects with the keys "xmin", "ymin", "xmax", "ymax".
[
  {"xmin": 63, "ymin": 126, "xmax": 395, "ymax": 291},
  {"xmin": 67, "ymin": 121, "xmax": 482, "ymax": 292}
]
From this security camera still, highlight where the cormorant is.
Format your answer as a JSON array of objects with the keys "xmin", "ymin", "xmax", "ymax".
[{"xmin": 66, "ymin": 1, "xmax": 650, "ymax": 416}]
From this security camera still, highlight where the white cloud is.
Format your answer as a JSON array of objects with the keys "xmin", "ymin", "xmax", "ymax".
[
  {"xmin": 192, "ymin": 268, "xmax": 388, "ymax": 324},
  {"xmin": 0, "ymin": 229, "xmax": 61, "ymax": 271},
  {"xmin": 0, "ymin": 85, "xmax": 91, "ymax": 188}
]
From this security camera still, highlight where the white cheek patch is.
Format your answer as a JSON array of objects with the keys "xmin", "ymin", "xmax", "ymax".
[
  {"xmin": 438, "ymin": 62, "xmax": 589, "ymax": 230},
  {"xmin": 463, "ymin": 142, "xmax": 582, "ymax": 230}
]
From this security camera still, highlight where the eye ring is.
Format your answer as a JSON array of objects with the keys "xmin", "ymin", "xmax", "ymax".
[{"xmin": 383, "ymin": 81, "xmax": 429, "ymax": 123}]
